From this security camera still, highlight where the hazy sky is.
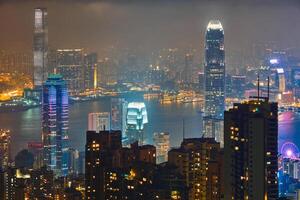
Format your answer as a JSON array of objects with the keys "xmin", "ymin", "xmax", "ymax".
[{"xmin": 1, "ymin": 0, "xmax": 300, "ymax": 58}]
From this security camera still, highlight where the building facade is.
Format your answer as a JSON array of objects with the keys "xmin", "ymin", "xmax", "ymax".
[
  {"xmin": 33, "ymin": 8, "xmax": 48, "ymax": 87},
  {"xmin": 168, "ymin": 138, "xmax": 223, "ymax": 200},
  {"xmin": 224, "ymin": 98, "xmax": 278, "ymax": 200},
  {"xmin": 42, "ymin": 74, "xmax": 69, "ymax": 176},
  {"xmin": 88, "ymin": 112, "xmax": 111, "ymax": 132},
  {"xmin": 56, "ymin": 49, "xmax": 84, "ymax": 94}
]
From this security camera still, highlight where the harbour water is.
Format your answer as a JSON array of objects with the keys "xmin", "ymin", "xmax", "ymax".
[{"xmin": 0, "ymin": 97, "xmax": 297, "ymax": 158}]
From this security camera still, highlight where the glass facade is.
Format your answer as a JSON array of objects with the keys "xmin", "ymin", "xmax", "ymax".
[
  {"xmin": 126, "ymin": 102, "xmax": 148, "ymax": 144},
  {"xmin": 42, "ymin": 74, "xmax": 69, "ymax": 176},
  {"xmin": 34, "ymin": 8, "xmax": 48, "ymax": 87},
  {"xmin": 204, "ymin": 20, "xmax": 225, "ymax": 119}
]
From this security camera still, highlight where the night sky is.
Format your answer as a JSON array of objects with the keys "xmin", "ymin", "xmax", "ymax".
[{"xmin": 1, "ymin": 0, "xmax": 300, "ymax": 60}]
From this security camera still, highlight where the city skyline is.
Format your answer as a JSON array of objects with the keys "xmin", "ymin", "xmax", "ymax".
[{"xmin": 1, "ymin": 0, "xmax": 300, "ymax": 199}]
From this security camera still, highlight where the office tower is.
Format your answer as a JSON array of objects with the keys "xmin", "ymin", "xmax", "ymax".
[
  {"xmin": 0, "ymin": 129, "xmax": 10, "ymax": 169},
  {"xmin": 111, "ymin": 98, "xmax": 127, "ymax": 138},
  {"xmin": 33, "ymin": 8, "xmax": 48, "ymax": 87},
  {"xmin": 153, "ymin": 132, "xmax": 170, "ymax": 164},
  {"xmin": 204, "ymin": 20, "xmax": 225, "ymax": 145},
  {"xmin": 203, "ymin": 117, "xmax": 224, "ymax": 148},
  {"xmin": 28, "ymin": 142, "xmax": 43, "ymax": 169},
  {"xmin": 84, "ymin": 53, "xmax": 98, "ymax": 90},
  {"xmin": 231, "ymin": 75, "xmax": 246, "ymax": 99},
  {"xmin": 277, "ymin": 68, "xmax": 286, "ymax": 93},
  {"xmin": 42, "ymin": 74, "xmax": 69, "ymax": 176},
  {"xmin": 126, "ymin": 102, "xmax": 148, "ymax": 145},
  {"xmin": 168, "ymin": 138, "xmax": 222, "ymax": 200},
  {"xmin": 68, "ymin": 148, "xmax": 80, "ymax": 175},
  {"xmin": 88, "ymin": 112, "xmax": 111, "ymax": 132},
  {"xmin": 224, "ymin": 98, "xmax": 278, "ymax": 200},
  {"xmin": 183, "ymin": 53, "xmax": 194, "ymax": 83},
  {"xmin": 56, "ymin": 49, "xmax": 84, "ymax": 94},
  {"xmin": 198, "ymin": 72, "xmax": 204, "ymax": 93},
  {"xmin": 204, "ymin": 20, "xmax": 225, "ymax": 119}
]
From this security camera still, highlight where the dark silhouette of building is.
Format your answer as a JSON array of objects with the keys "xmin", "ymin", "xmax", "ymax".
[{"xmin": 224, "ymin": 98, "xmax": 278, "ymax": 200}]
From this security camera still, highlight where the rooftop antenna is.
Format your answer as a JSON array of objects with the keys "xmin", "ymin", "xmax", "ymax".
[
  {"xmin": 267, "ymin": 76, "xmax": 270, "ymax": 101},
  {"xmin": 257, "ymin": 73, "xmax": 260, "ymax": 101},
  {"xmin": 183, "ymin": 118, "xmax": 185, "ymax": 140}
]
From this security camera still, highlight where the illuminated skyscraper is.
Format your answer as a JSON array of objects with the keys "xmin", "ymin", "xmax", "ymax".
[
  {"xmin": 204, "ymin": 20, "xmax": 225, "ymax": 119},
  {"xmin": 126, "ymin": 102, "xmax": 148, "ymax": 145},
  {"xmin": 224, "ymin": 98, "xmax": 278, "ymax": 200},
  {"xmin": 56, "ymin": 49, "xmax": 84, "ymax": 94},
  {"xmin": 204, "ymin": 20, "xmax": 225, "ymax": 143},
  {"xmin": 33, "ymin": 8, "xmax": 48, "ymax": 87},
  {"xmin": 110, "ymin": 98, "xmax": 127, "ymax": 138},
  {"xmin": 88, "ymin": 112, "xmax": 111, "ymax": 132},
  {"xmin": 42, "ymin": 74, "xmax": 69, "ymax": 176}
]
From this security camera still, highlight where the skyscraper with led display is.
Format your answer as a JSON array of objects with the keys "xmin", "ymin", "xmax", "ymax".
[
  {"xmin": 126, "ymin": 102, "xmax": 148, "ymax": 145},
  {"xmin": 204, "ymin": 20, "xmax": 225, "ymax": 142},
  {"xmin": 224, "ymin": 98, "xmax": 278, "ymax": 200},
  {"xmin": 42, "ymin": 74, "xmax": 69, "ymax": 176},
  {"xmin": 33, "ymin": 8, "xmax": 48, "ymax": 87}
]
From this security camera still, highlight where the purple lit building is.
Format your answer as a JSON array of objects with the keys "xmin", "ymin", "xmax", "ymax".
[{"xmin": 42, "ymin": 74, "xmax": 69, "ymax": 176}]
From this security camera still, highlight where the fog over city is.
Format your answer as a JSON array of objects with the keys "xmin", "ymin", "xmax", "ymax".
[{"xmin": 1, "ymin": 0, "xmax": 300, "ymax": 63}]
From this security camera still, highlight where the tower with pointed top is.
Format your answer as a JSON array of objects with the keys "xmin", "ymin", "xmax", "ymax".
[{"xmin": 203, "ymin": 20, "xmax": 225, "ymax": 144}]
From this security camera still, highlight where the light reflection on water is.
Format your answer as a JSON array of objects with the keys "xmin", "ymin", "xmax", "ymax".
[
  {"xmin": 0, "ymin": 99, "xmax": 203, "ymax": 157},
  {"xmin": 0, "ymin": 99, "xmax": 295, "ymax": 158}
]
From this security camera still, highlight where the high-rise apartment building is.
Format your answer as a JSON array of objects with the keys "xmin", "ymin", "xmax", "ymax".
[
  {"xmin": 42, "ymin": 74, "xmax": 69, "ymax": 176},
  {"xmin": 224, "ymin": 98, "xmax": 278, "ymax": 200},
  {"xmin": 168, "ymin": 138, "xmax": 222, "ymax": 200},
  {"xmin": 33, "ymin": 8, "xmax": 48, "ymax": 87}
]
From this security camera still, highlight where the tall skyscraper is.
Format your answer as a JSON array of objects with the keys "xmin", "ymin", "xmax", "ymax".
[
  {"xmin": 204, "ymin": 20, "xmax": 225, "ymax": 142},
  {"xmin": 224, "ymin": 98, "xmax": 278, "ymax": 200},
  {"xmin": 56, "ymin": 49, "xmax": 84, "ymax": 94},
  {"xmin": 42, "ymin": 74, "xmax": 69, "ymax": 176},
  {"xmin": 33, "ymin": 8, "xmax": 48, "ymax": 87},
  {"xmin": 88, "ymin": 112, "xmax": 111, "ymax": 132}
]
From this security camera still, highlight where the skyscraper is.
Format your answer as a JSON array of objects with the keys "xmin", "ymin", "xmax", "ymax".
[
  {"xmin": 33, "ymin": 8, "xmax": 48, "ymax": 87},
  {"xmin": 56, "ymin": 49, "xmax": 84, "ymax": 94},
  {"xmin": 224, "ymin": 98, "xmax": 278, "ymax": 200},
  {"xmin": 88, "ymin": 112, "xmax": 111, "ymax": 132},
  {"xmin": 110, "ymin": 98, "xmax": 127, "ymax": 138},
  {"xmin": 42, "ymin": 74, "xmax": 69, "ymax": 176},
  {"xmin": 204, "ymin": 20, "xmax": 225, "ymax": 142},
  {"xmin": 126, "ymin": 102, "xmax": 148, "ymax": 145}
]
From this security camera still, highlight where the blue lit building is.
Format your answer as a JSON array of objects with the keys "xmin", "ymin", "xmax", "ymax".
[
  {"xmin": 203, "ymin": 20, "xmax": 225, "ymax": 141},
  {"xmin": 42, "ymin": 74, "xmax": 69, "ymax": 176},
  {"xmin": 126, "ymin": 102, "xmax": 148, "ymax": 145}
]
